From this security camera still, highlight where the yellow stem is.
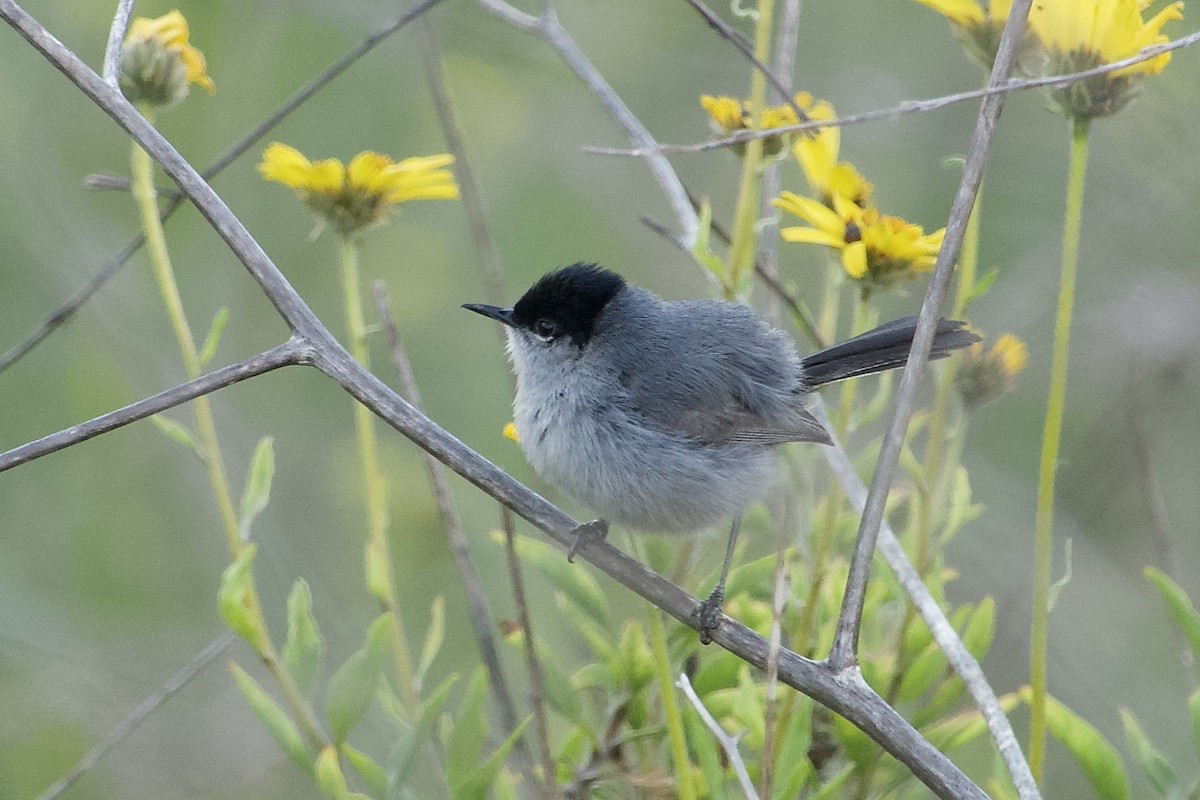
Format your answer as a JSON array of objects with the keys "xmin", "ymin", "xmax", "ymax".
[
  {"xmin": 130, "ymin": 126, "xmax": 240, "ymax": 556},
  {"xmin": 648, "ymin": 609, "xmax": 697, "ymax": 800},
  {"xmin": 130, "ymin": 123, "xmax": 324, "ymax": 752},
  {"xmin": 338, "ymin": 237, "xmax": 418, "ymax": 713},
  {"xmin": 1030, "ymin": 116, "xmax": 1090, "ymax": 782},
  {"xmin": 724, "ymin": 0, "xmax": 776, "ymax": 296}
]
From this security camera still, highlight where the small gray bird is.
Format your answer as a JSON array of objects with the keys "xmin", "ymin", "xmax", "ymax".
[{"xmin": 465, "ymin": 263, "xmax": 977, "ymax": 640}]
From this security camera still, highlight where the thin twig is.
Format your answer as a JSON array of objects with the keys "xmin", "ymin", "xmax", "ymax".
[
  {"xmin": 0, "ymin": 340, "xmax": 306, "ymax": 473},
  {"xmin": 829, "ymin": 0, "xmax": 1031, "ymax": 668},
  {"xmin": 683, "ymin": 0, "xmax": 808, "ymax": 122},
  {"xmin": 418, "ymin": 15, "xmax": 506, "ymax": 308},
  {"xmin": 501, "ymin": 507, "xmax": 558, "ymax": 800},
  {"xmin": 0, "ymin": 0, "xmax": 448, "ymax": 376},
  {"xmin": 677, "ymin": 673, "xmax": 760, "ymax": 800},
  {"xmin": 101, "ymin": 0, "xmax": 134, "ymax": 88},
  {"xmin": 475, "ymin": 0, "xmax": 699, "ymax": 248},
  {"xmin": 0, "ymin": 4, "xmax": 989, "ymax": 795},
  {"xmin": 37, "ymin": 633, "xmax": 236, "ymax": 800},
  {"xmin": 583, "ymin": 28, "xmax": 1200, "ymax": 158},
  {"xmin": 371, "ymin": 282, "xmax": 537, "ymax": 784},
  {"xmin": 813, "ymin": 400, "xmax": 1040, "ymax": 800}
]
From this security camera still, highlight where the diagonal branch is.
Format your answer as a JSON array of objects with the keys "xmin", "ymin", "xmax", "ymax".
[
  {"xmin": 0, "ymin": 0, "xmax": 448, "ymax": 375},
  {"xmin": 0, "ymin": 340, "xmax": 306, "ymax": 473},
  {"xmin": 828, "ymin": 0, "xmax": 1030, "ymax": 662},
  {"xmin": 475, "ymin": 0, "xmax": 699, "ymax": 248},
  {"xmin": 583, "ymin": 27, "xmax": 1200, "ymax": 158}
]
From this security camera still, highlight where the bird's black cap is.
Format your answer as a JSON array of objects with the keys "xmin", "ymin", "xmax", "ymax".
[{"xmin": 464, "ymin": 263, "xmax": 626, "ymax": 347}]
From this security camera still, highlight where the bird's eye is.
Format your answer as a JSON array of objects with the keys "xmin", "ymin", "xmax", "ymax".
[{"xmin": 534, "ymin": 319, "xmax": 558, "ymax": 339}]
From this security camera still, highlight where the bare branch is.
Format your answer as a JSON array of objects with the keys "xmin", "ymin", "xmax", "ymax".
[
  {"xmin": 683, "ymin": 0, "xmax": 809, "ymax": 122},
  {"xmin": 677, "ymin": 672, "xmax": 760, "ymax": 800},
  {"xmin": 583, "ymin": 28, "xmax": 1200, "ymax": 158},
  {"xmin": 475, "ymin": 0, "xmax": 699, "ymax": 248},
  {"xmin": 372, "ymin": 282, "xmax": 537, "ymax": 787},
  {"xmin": 0, "ymin": 0, "xmax": 447, "ymax": 375},
  {"xmin": 0, "ymin": 340, "xmax": 305, "ymax": 473},
  {"xmin": 37, "ymin": 633, "xmax": 235, "ymax": 800},
  {"xmin": 101, "ymin": 0, "xmax": 134, "ymax": 88}
]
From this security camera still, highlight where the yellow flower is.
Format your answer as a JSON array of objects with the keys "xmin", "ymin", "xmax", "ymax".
[
  {"xmin": 258, "ymin": 143, "xmax": 458, "ymax": 235},
  {"xmin": 700, "ymin": 93, "xmax": 803, "ymax": 157},
  {"xmin": 913, "ymin": 0, "xmax": 1021, "ymax": 66},
  {"xmin": 1030, "ymin": 0, "xmax": 1184, "ymax": 118},
  {"xmin": 790, "ymin": 92, "xmax": 873, "ymax": 208},
  {"xmin": 774, "ymin": 191, "xmax": 944, "ymax": 292},
  {"xmin": 955, "ymin": 333, "xmax": 1029, "ymax": 407},
  {"xmin": 120, "ymin": 10, "xmax": 214, "ymax": 108},
  {"xmin": 502, "ymin": 422, "xmax": 520, "ymax": 443}
]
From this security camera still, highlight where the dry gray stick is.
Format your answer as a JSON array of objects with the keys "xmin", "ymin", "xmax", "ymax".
[
  {"xmin": 371, "ymin": 282, "xmax": 537, "ymax": 788},
  {"xmin": 101, "ymin": 0, "xmax": 133, "ymax": 87},
  {"xmin": 37, "ymin": 633, "xmax": 235, "ymax": 800},
  {"xmin": 584, "ymin": 28, "xmax": 1200, "ymax": 158},
  {"xmin": 677, "ymin": 672, "xmax": 760, "ymax": 800},
  {"xmin": 474, "ymin": 0, "xmax": 699, "ymax": 248}
]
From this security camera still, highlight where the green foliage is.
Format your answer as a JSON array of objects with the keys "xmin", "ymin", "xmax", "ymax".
[
  {"xmin": 326, "ymin": 613, "xmax": 391, "ymax": 744},
  {"xmin": 282, "ymin": 578, "xmax": 325, "ymax": 694},
  {"xmin": 198, "ymin": 306, "xmax": 230, "ymax": 368},
  {"xmin": 1018, "ymin": 687, "xmax": 1130, "ymax": 800},
  {"xmin": 230, "ymin": 661, "xmax": 313, "ymax": 775},
  {"xmin": 238, "ymin": 435, "xmax": 275, "ymax": 540},
  {"xmin": 217, "ymin": 544, "xmax": 265, "ymax": 650},
  {"xmin": 1145, "ymin": 568, "xmax": 1200, "ymax": 663}
]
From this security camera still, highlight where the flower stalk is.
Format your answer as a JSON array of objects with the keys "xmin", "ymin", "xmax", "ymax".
[
  {"xmin": 1030, "ymin": 115, "xmax": 1090, "ymax": 780},
  {"xmin": 339, "ymin": 236, "xmax": 419, "ymax": 712},
  {"xmin": 129, "ymin": 115, "xmax": 325, "ymax": 753}
]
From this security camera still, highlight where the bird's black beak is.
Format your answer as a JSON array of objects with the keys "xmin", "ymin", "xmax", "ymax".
[{"xmin": 462, "ymin": 303, "xmax": 517, "ymax": 327}]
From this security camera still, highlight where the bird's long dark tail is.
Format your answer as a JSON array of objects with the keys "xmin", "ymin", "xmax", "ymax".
[{"xmin": 801, "ymin": 317, "xmax": 978, "ymax": 387}]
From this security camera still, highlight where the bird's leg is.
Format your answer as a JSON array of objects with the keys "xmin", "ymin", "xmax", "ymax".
[
  {"xmin": 567, "ymin": 519, "xmax": 609, "ymax": 563},
  {"xmin": 697, "ymin": 514, "xmax": 742, "ymax": 644}
]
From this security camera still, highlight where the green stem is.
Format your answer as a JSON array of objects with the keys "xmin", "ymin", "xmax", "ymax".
[
  {"xmin": 1030, "ymin": 116, "xmax": 1090, "ymax": 782},
  {"xmin": 724, "ymin": 0, "xmax": 776, "ymax": 297},
  {"xmin": 130, "ymin": 121, "xmax": 325, "ymax": 752},
  {"xmin": 647, "ymin": 609, "xmax": 697, "ymax": 800},
  {"xmin": 338, "ymin": 237, "xmax": 419, "ymax": 713}
]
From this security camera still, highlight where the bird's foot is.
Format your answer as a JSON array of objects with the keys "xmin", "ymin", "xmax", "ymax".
[
  {"xmin": 696, "ymin": 587, "xmax": 726, "ymax": 645},
  {"xmin": 567, "ymin": 519, "xmax": 609, "ymax": 563}
]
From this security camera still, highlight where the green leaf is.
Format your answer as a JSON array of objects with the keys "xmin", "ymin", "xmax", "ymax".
[
  {"xmin": 492, "ymin": 531, "xmax": 609, "ymax": 626},
  {"xmin": 198, "ymin": 306, "xmax": 230, "ymax": 368},
  {"xmin": 962, "ymin": 596, "xmax": 996, "ymax": 661},
  {"xmin": 445, "ymin": 670, "xmax": 489, "ymax": 787},
  {"xmin": 941, "ymin": 466, "xmax": 984, "ymax": 545},
  {"xmin": 1145, "ymin": 567, "xmax": 1200, "ymax": 661},
  {"xmin": 1120, "ymin": 708, "xmax": 1178, "ymax": 798},
  {"xmin": 239, "ymin": 436, "xmax": 275, "ymax": 540},
  {"xmin": 1047, "ymin": 538, "xmax": 1073, "ymax": 612},
  {"xmin": 682, "ymin": 704, "xmax": 727, "ymax": 800},
  {"xmin": 314, "ymin": 745, "xmax": 349, "ymax": 799},
  {"xmin": 536, "ymin": 643, "xmax": 585, "ymax": 726},
  {"xmin": 1020, "ymin": 687, "xmax": 1129, "ymax": 800},
  {"xmin": 692, "ymin": 197, "xmax": 729, "ymax": 286},
  {"xmin": 343, "ymin": 744, "xmax": 387, "ymax": 797},
  {"xmin": 451, "ymin": 716, "xmax": 533, "ymax": 800},
  {"xmin": 809, "ymin": 763, "xmax": 854, "ymax": 799},
  {"xmin": 229, "ymin": 660, "xmax": 312, "ymax": 775},
  {"xmin": 416, "ymin": 595, "xmax": 445, "ymax": 690},
  {"xmin": 1189, "ymin": 688, "xmax": 1200, "ymax": 759},
  {"xmin": 282, "ymin": 578, "xmax": 324, "ymax": 693},
  {"xmin": 389, "ymin": 674, "xmax": 458, "ymax": 793},
  {"xmin": 151, "ymin": 414, "xmax": 198, "ymax": 452},
  {"xmin": 965, "ymin": 267, "xmax": 1000, "ymax": 308},
  {"xmin": 897, "ymin": 640, "xmax": 947, "ymax": 703},
  {"xmin": 326, "ymin": 614, "xmax": 390, "ymax": 744},
  {"xmin": 217, "ymin": 544, "xmax": 265, "ymax": 650}
]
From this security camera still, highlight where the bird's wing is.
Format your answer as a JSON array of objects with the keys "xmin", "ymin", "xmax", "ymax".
[{"xmin": 606, "ymin": 300, "xmax": 832, "ymax": 446}]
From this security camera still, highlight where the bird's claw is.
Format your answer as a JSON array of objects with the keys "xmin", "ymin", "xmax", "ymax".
[
  {"xmin": 566, "ymin": 519, "xmax": 609, "ymax": 563},
  {"xmin": 696, "ymin": 588, "xmax": 725, "ymax": 645}
]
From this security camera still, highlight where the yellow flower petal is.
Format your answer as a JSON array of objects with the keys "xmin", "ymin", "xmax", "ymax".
[
  {"xmin": 842, "ymin": 241, "xmax": 869, "ymax": 279},
  {"xmin": 780, "ymin": 227, "xmax": 846, "ymax": 248},
  {"xmin": 257, "ymin": 143, "xmax": 313, "ymax": 189},
  {"xmin": 347, "ymin": 151, "xmax": 394, "ymax": 191},
  {"xmin": 774, "ymin": 191, "xmax": 844, "ymax": 235}
]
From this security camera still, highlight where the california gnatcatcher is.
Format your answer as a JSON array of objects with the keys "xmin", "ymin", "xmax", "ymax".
[{"xmin": 465, "ymin": 263, "xmax": 977, "ymax": 641}]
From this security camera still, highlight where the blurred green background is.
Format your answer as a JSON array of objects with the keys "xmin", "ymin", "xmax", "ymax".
[{"xmin": 2, "ymin": 0, "xmax": 1199, "ymax": 797}]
